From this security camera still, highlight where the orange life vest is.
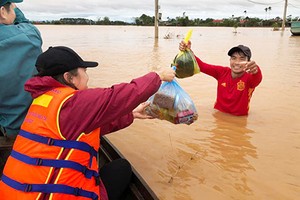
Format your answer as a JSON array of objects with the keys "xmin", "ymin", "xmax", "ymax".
[{"xmin": 0, "ymin": 87, "xmax": 100, "ymax": 200}]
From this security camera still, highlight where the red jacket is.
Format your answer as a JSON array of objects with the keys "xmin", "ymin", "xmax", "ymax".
[{"xmin": 24, "ymin": 72, "xmax": 162, "ymax": 138}]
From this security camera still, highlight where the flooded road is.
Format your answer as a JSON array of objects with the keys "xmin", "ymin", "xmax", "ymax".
[{"xmin": 39, "ymin": 25, "xmax": 300, "ymax": 199}]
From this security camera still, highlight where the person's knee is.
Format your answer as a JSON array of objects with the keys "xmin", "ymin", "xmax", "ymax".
[
  {"xmin": 118, "ymin": 158, "xmax": 132, "ymax": 182},
  {"xmin": 117, "ymin": 158, "xmax": 132, "ymax": 174},
  {"xmin": 100, "ymin": 158, "xmax": 132, "ymax": 180},
  {"xmin": 100, "ymin": 158, "xmax": 133, "ymax": 200},
  {"xmin": 108, "ymin": 158, "xmax": 132, "ymax": 180}
]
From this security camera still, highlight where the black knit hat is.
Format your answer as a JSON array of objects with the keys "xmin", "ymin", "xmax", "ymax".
[
  {"xmin": 228, "ymin": 45, "xmax": 252, "ymax": 60},
  {"xmin": 35, "ymin": 46, "xmax": 98, "ymax": 76}
]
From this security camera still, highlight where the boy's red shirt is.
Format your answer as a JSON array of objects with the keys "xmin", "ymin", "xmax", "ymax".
[{"xmin": 195, "ymin": 56, "xmax": 262, "ymax": 116}]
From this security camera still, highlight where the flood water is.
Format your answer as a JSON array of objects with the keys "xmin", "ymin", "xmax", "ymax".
[{"xmin": 38, "ymin": 25, "xmax": 300, "ymax": 200}]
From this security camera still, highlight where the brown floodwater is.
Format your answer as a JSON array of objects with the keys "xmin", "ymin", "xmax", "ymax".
[{"xmin": 38, "ymin": 25, "xmax": 300, "ymax": 200}]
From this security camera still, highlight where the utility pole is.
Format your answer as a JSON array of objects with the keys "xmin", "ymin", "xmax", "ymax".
[
  {"xmin": 154, "ymin": 0, "xmax": 159, "ymax": 39},
  {"xmin": 282, "ymin": 0, "xmax": 288, "ymax": 30}
]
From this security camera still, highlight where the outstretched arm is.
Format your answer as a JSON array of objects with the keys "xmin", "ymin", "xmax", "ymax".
[{"xmin": 132, "ymin": 102, "xmax": 153, "ymax": 119}]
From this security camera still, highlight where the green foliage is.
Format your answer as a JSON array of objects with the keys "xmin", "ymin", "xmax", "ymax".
[
  {"xmin": 135, "ymin": 14, "xmax": 154, "ymax": 26},
  {"xmin": 31, "ymin": 14, "xmax": 299, "ymax": 27}
]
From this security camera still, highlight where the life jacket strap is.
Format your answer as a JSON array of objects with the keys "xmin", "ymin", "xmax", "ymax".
[
  {"xmin": 1, "ymin": 174, "xmax": 98, "ymax": 200},
  {"xmin": 10, "ymin": 150, "xmax": 100, "ymax": 183},
  {"xmin": 19, "ymin": 130, "xmax": 97, "ymax": 167}
]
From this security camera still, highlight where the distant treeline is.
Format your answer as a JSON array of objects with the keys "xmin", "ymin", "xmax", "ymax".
[{"xmin": 32, "ymin": 14, "xmax": 299, "ymax": 27}]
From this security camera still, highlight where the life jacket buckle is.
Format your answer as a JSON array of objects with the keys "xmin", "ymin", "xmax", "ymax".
[
  {"xmin": 74, "ymin": 187, "xmax": 80, "ymax": 196},
  {"xmin": 24, "ymin": 184, "xmax": 32, "ymax": 192},
  {"xmin": 82, "ymin": 166, "xmax": 87, "ymax": 175},
  {"xmin": 35, "ymin": 158, "xmax": 43, "ymax": 165},
  {"xmin": 47, "ymin": 138, "xmax": 54, "ymax": 145}
]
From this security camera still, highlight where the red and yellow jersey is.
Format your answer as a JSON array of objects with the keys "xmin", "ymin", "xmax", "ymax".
[{"xmin": 195, "ymin": 56, "xmax": 262, "ymax": 116}]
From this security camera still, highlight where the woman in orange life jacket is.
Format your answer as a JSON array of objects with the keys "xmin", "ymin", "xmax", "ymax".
[{"xmin": 0, "ymin": 46, "xmax": 175, "ymax": 200}]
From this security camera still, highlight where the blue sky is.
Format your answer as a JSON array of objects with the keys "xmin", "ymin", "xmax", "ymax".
[{"xmin": 18, "ymin": 0, "xmax": 300, "ymax": 22}]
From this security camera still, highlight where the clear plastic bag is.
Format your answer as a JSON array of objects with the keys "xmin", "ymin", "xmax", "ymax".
[
  {"xmin": 145, "ymin": 79, "xmax": 198, "ymax": 125},
  {"xmin": 172, "ymin": 29, "xmax": 200, "ymax": 78}
]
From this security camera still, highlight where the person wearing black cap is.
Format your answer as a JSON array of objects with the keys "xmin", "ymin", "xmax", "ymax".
[
  {"xmin": 0, "ymin": 0, "xmax": 42, "ymax": 176},
  {"xmin": 0, "ymin": 46, "xmax": 175, "ymax": 200},
  {"xmin": 179, "ymin": 41, "xmax": 262, "ymax": 116}
]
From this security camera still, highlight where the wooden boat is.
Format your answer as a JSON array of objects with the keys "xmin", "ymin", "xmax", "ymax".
[
  {"xmin": 100, "ymin": 136, "xmax": 159, "ymax": 200},
  {"xmin": 290, "ymin": 21, "xmax": 300, "ymax": 36}
]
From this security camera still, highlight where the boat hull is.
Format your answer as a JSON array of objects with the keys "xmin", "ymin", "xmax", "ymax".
[{"xmin": 290, "ymin": 21, "xmax": 300, "ymax": 36}]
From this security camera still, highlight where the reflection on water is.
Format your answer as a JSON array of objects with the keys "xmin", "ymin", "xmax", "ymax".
[
  {"xmin": 152, "ymin": 111, "xmax": 258, "ymax": 199},
  {"xmin": 151, "ymin": 39, "xmax": 163, "ymax": 71},
  {"xmin": 209, "ymin": 112, "xmax": 257, "ymax": 196},
  {"xmin": 38, "ymin": 25, "xmax": 300, "ymax": 200}
]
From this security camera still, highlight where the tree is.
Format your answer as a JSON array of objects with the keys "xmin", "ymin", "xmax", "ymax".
[
  {"xmin": 265, "ymin": 6, "xmax": 272, "ymax": 19},
  {"xmin": 176, "ymin": 16, "xmax": 190, "ymax": 26},
  {"xmin": 141, "ymin": 14, "xmax": 154, "ymax": 25},
  {"xmin": 268, "ymin": 6, "xmax": 272, "ymax": 19},
  {"xmin": 103, "ymin": 17, "xmax": 110, "ymax": 25},
  {"xmin": 265, "ymin": 7, "xmax": 268, "ymax": 19}
]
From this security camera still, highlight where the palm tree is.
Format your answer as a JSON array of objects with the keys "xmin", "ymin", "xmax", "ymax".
[{"xmin": 265, "ymin": 7, "xmax": 268, "ymax": 19}]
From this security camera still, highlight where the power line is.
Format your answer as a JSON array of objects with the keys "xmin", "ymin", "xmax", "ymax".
[
  {"xmin": 246, "ymin": 0, "xmax": 284, "ymax": 5},
  {"xmin": 289, "ymin": 0, "xmax": 300, "ymax": 6},
  {"xmin": 289, "ymin": 3, "xmax": 300, "ymax": 8}
]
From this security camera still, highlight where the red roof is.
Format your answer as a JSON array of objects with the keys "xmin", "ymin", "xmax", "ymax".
[{"xmin": 213, "ymin": 19, "xmax": 224, "ymax": 23}]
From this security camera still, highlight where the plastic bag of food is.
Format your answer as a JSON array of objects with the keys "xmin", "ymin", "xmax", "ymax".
[
  {"xmin": 172, "ymin": 29, "xmax": 200, "ymax": 78},
  {"xmin": 145, "ymin": 79, "xmax": 198, "ymax": 125}
]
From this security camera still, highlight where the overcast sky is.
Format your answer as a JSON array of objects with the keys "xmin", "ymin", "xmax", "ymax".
[{"xmin": 18, "ymin": 0, "xmax": 300, "ymax": 22}]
